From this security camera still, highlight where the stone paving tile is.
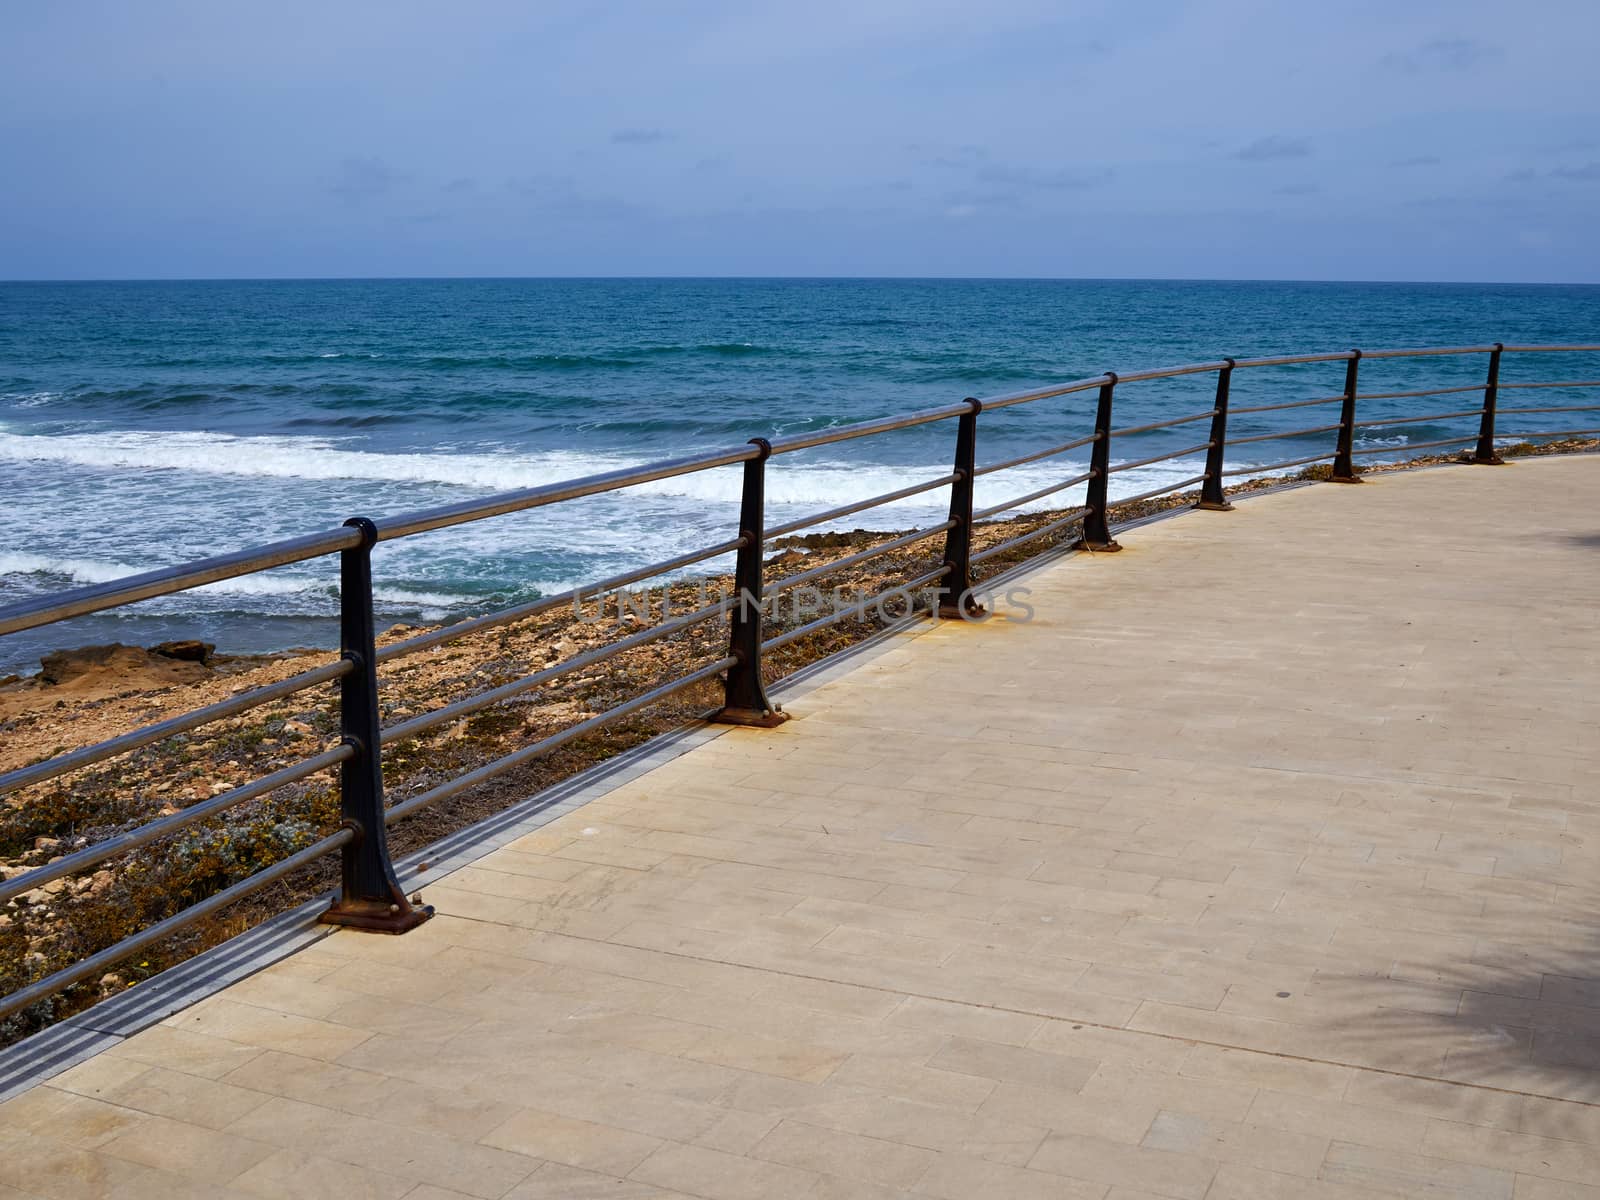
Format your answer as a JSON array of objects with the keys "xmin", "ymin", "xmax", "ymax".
[{"xmin": 2, "ymin": 459, "xmax": 1598, "ymax": 1198}]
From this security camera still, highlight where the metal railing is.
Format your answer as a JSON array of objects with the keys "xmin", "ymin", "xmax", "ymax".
[{"xmin": 2, "ymin": 340, "xmax": 1598, "ymax": 1024}]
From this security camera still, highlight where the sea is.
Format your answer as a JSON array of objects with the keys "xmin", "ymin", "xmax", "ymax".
[{"xmin": 2, "ymin": 278, "xmax": 1597, "ymax": 673}]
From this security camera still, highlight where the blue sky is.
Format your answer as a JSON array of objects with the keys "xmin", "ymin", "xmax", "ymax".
[{"xmin": 2, "ymin": 0, "xmax": 1597, "ymax": 282}]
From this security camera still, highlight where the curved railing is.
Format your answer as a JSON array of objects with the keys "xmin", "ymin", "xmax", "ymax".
[{"xmin": 2, "ymin": 340, "xmax": 1598, "ymax": 1025}]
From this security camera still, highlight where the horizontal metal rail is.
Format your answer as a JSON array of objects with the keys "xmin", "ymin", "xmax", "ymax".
[
  {"xmin": 769, "ymin": 522, "xmax": 957, "ymax": 595},
  {"xmin": 1499, "ymin": 428, "xmax": 1600, "ymax": 439},
  {"xmin": 1350, "ymin": 435, "xmax": 1475, "ymax": 456},
  {"xmin": 1498, "ymin": 344, "xmax": 1600, "ymax": 353},
  {"xmin": 0, "ymin": 746, "xmax": 353, "ymax": 907},
  {"xmin": 1112, "ymin": 474, "xmax": 1209, "ymax": 508},
  {"xmin": 1107, "ymin": 441, "xmax": 1213, "ymax": 475},
  {"xmin": 973, "ymin": 470, "xmax": 1095, "ymax": 521},
  {"xmin": 382, "ymin": 600, "xmax": 727, "ymax": 744},
  {"xmin": 1221, "ymin": 451, "xmax": 1335, "ymax": 477},
  {"xmin": 971, "ymin": 508, "xmax": 1092, "ymax": 564},
  {"xmin": 0, "ymin": 827, "xmax": 352, "ymax": 1023},
  {"xmin": 1356, "ymin": 408, "xmax": 1485, "ymax": 428},
  {"xmin": 1358, "ymin": 345, "xmax": 1499, "ymax": 359},
  {"xmin": 765, "ymin": 474, "xmax": 957, "ymax": 541},
  {"xmin": 385, "ymin": 656, "xmax": 736, "ymax": 824},
  {"xmin": 975, "ymin": 375, "xmax": 1110, "ymax": 412},
  {"xmin": 1232, "ymin": 351, "xmax": 1353, "ymax": 368},
  {"xmin": 0, "ymin": 659, "xmax": 349, "ymax": 798},
  {"xmin": 1109, "ymin": 408, "xmax": 1217, "ymax": 437},
  {"xmin": 765, "ymin": 401, "xmax": 976, "ymax": 455},
  {"xmin": 0, "ymin": 528, "xmax": 360, "ymax": 638},
  {"xmin": 1227, "ymin": 423, "xmax": 1342, "ymax": 446},
  {"xmin": 1497, "ymin": 404, "xmax": 1600, "ymax": 415},
  {"xmin": 378, "ymin": 537, "xmax": 744, "ymax": 664},
  {"xmin": 1496, "ymin": 380, "xmax": 1600, "ymax": 390},
  {"xmin": 1354, "ymin": 383, "xmax": 1491, "ymax": 401},
  {"xmin": 975, "ymin": 432, "xmax": 1099, "ymax": 478},
  {"xmin": 375, "ymin": 446, "xmax": 761, "ymax": 542},
  {"xmin": 762, "ymin": 566, "xmax": 950, "ymax": 652},
  {"xmin": 1229, "ymin": 393, "xmax": 1347, "ymax": 415}
]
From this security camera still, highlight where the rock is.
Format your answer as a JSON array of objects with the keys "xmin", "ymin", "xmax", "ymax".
[
  {"xmin": 150, "ymin": 639, "xmax": 214, "ymax": 663},
  {"xmin": 98, "ymin": 972, "xmax": 126, "ymax": 996},
  {"xmin": 0, "ymin": 673, "xmax": 20, "ymax": 688},
  {"xmin": 281, "ymin": 719, "xmax": 313, "ymax": 737},
  {"xmin": 88, "ymin": 869, "xmax": 115, "ymax": 898},
  {"xmin": 40, "ymin": 878, "xmax": 67, "ymax": 897},
  {"xmin": 33, "ymin": 836, "xmax": 60, "ymax": 853},
  {"xmin": 38, "ymin": 642, "xmax": 211, "ymax": 690},
  {"xmin": 0, "ymin": 913, "xmax": 12, "ymax": 931}
]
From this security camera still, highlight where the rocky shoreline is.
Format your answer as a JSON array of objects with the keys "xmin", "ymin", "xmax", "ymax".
[{"xmin": 2, "ymin": 438, "xmax": 1594, "ymax": 1047}]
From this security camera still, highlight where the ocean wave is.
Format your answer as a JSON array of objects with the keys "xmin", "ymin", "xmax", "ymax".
[
  {"xmin": 0, "ymin": 425, "xmax": 1228, "ymax": 512},
  {"xmin": 3, "ymin": 392, "xmax": 62, "ymax": 409}
]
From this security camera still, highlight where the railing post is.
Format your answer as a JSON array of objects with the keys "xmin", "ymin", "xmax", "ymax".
[
  {"xmin": 1197, "ymin": 359, "xmax": 1235, "ymax": 511},
  {"xmin": 938, "ymin": 399, "xmax": 984, "ymax": 618},
  {"xmin": 1331, "ymin": 349, "xmax": 1363, "ymax": 483},
  {"xmin": 1473, "ymin": 342, "xmax": 1506, "ymax": 464},
  {"xmin": 714, "ymin": 439, "xmax": 788, "ymax": 727},
  {"xmin": 1075, "ymin": 373, "xmax": 1123, "ymax": 551},
  {"xmin": 320, "ymin": 517, "xmax": 432, "ymax": 933}
]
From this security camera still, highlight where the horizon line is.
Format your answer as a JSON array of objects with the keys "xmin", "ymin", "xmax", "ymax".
[{"xmin": 3, "ymin": 273, "xmax": 1600, "ymax": 288}]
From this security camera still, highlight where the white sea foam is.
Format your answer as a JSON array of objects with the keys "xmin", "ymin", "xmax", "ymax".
[
  {"xmin": 3, "ymin": 392, "xmax": 61, "ymax": 409},
  {"xmin": 0, "ymin": 551, "xmax": 463, "ymax": 611}
]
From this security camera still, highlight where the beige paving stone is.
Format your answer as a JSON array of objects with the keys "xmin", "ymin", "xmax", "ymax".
[
  {"xmin": 1141, "ymin": 1110, "xmax": 1328, "ymax": 1177},
  {"xmin": 1030, "ymin": 1129, "xmax": 1220, "ymax": 1198},
  {"xmin": 884, "ymin": 994, "xmax": 1045, "ymax": 1046},
  {"xmin": 629, "ymin": 1142, "xmax": 822, "ymax": 1200},
  {"xmin": 1320, "ymin": 1141, "xmax": 1515, "ymax": 1199},
  {"xmin": 479, "ymin": 1107, "xmax": 663, "ymax": 1176},
  {"xmin": 1179, "ymin": 1043, "xmax": 1352, "ymax": 1098},
  {"xmin": 751, "ymin": 1119, "xmax": 936, "ymax": 1189},
  {"xmin": 926, "ymin": 1034, "xmax": 1100, "ymax": 1092},
  {"xmin": 1243, "ymin": 1088, "xmax": 1430, "ymax": 1154},
  {"xmin": 0, "ymin": 1086, "xmax": 150, "ymax": 1148},
  {"xmin": 161, "ymin": 996, "xmax": 372, "ymax": 1060},
  {"xmin": 88, "ymin": 1065, "xmax": 272, "ymax": 1131},
  {"xmin": 95, "ymin": 1114, "xmax": 277, "ymax": 1185},
  {"xmin": 231, "ymin": 1148, "xmax": 414, "ymax": 1200},
  {"xmin": 1421, "ymin": 1122, "xmax": 1600, "ymax": 1189},
  {"xmin": 978, "ymin": 1079, "xmax": 1163, "ymax": 1144},
  {"xmin": 1514, "ymin": 1178, "xmax": 1600, "ymax": 1200},
  {"xmin": 102, "ymin": 1023, "xmax": 267, "ymax": 1079},
  {"xmin": 1205, "ymin": 1162, "xmax": 1398, "ymax": 1199},
  {"xmin": 0, "ymin": 1129, "xmax": 244, "ymax": 1200},
  {"xmin": 223, "ymin": 1095, "xmax": 539, "ymax": 1198},
  {"xmin": 913, "ymin": 1151, "xmax": 1107, "ymax": 1199},
  {"xmin": 503, "ymin": 1162, "xmax": 697, "ymax": 1198}
]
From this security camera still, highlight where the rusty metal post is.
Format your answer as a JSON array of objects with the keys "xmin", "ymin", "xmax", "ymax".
[
  {"xmin": 714, "ymin": 439, "xmax": 788, "ymax": 727},
  {"xmin": 1473, "ymin": 343, "xmax": 1506, "ymax": 464},
  {"xmin": 1331, "ymin": 350, "xmax": 1363, "ymax": 483},
  {"xmin": 321, "ymin": 517, "xmax": 432, "ymax": 933},
  {"xmin": 938, "ymin": 400, "xmax": 984, "ymax": 618},
  {"xmin": 1075, "ymin": 374, "xmax": 1123, "ymax": 551},
  {"xmin": 1197, "ymin": 359, "xmax": 1235, "ymax": 510}
]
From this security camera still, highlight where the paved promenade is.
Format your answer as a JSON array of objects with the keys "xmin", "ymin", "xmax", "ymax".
[{"xmin": 3, "ymin": 456, "xmax": 1598, "ymax": 1200}]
